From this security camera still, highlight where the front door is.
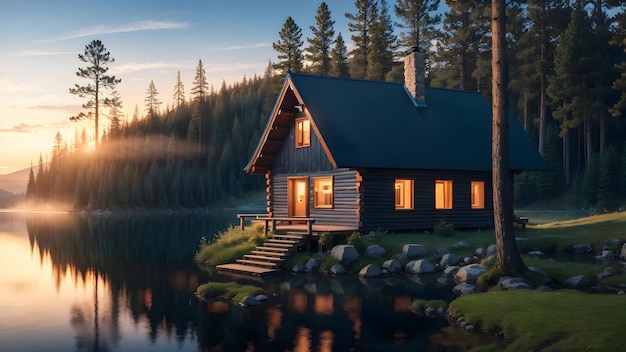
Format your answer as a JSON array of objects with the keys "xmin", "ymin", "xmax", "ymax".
[{"xmin": 288, "ymin": 177, "xmax": 309, "ymax": 217}]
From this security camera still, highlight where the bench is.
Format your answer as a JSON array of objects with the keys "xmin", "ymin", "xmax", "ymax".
[{"xmin": 513, "ymin": 216, "xmax": 529, "ymax": 231}]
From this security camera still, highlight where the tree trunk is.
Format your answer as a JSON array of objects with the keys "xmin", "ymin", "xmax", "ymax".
[{"xmin": 492, "ymin": 0, "xmax": 527, "ymax": 276}]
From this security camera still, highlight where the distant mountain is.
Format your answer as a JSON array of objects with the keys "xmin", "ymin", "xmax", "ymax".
[{"xmin": 0, "ymin": 166, "xmax": 31, "ymax": 194}]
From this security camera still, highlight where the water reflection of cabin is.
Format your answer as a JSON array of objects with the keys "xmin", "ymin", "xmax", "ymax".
[{"xmin": 244, "ymin": 50, "xmax": 545, "ymax": 234}]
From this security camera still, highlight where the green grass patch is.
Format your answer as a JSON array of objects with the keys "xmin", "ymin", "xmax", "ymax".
[
  {"xmin": 282, "ymin": 252, "xmax": 313, "ymax": 269},
  {"xmin": 523, "ymin": 256, "xmax": 606, "ymax": 283},
  {"xmin": 410, "ymin": 299, "xmax": 448, "ymax": 312},
  {"xmin": 448, "ymin": 290, "xmax": 626, "ymax": 351},
  {"xmin": 195, "ymin": 227, "xmax": 261, "ymax": 265},
  {"xmin": 196, "ymin": 281, "xmax": 264, "ymax": 302}
]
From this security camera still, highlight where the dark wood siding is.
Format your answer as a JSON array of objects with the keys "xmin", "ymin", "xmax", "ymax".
[
  {"xmin": 358, "ymin": 168, "xmax": 493, "ymax": 231},
  {"xmin": 270, "ymin": 168, "xmax": 359, "ymax": 227},
  {"xmin": 271, "ymin": 115, "xmax": 333, "ymax": 174}
]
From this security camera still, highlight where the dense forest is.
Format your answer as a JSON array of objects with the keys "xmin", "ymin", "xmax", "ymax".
[{"xmin": 24, "ymin": 0, "xmax": 626, "ymax": 211}]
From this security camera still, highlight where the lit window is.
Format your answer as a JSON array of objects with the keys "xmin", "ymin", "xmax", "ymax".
[
  {"xmin": 395, "ymin": 179, "xmax": 414, "ymax": 210},
  {"xmin": 295, "ymin": 118, "xmax": 311, "ymax": 148},
  {"xmin": 435, "ymin": 180, "xmax": 453, "ymax": 209},
  {"xmin": 471, "ymin": 181, "xmax": 485, "ymax": 209},
  {"xmin": 314, "ymin": 177, "xmax": 333, "ymax": 208}
]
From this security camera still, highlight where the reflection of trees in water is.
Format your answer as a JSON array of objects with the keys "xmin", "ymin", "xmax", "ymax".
[{"xmin": 26, "ymin": 213, "xmax": 233, "ymax": 349}]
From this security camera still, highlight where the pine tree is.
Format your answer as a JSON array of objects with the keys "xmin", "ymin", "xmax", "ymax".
[
  {"xmin": 172, "ymin": 70, "xmax": 186, "ymax": 110},
  {"xmin": 366, "ymin": 0, "xmax": 397, "ymax": 81},
  {"xmin": 345, "ymin": 0, "xmax": 378, "ymax": 79},
  {"xmin": 394, "ymin": 0, "xmax": 442, "ymax": 53},
  {"xmin": 430, "ymin": 0, "xmax": 489, "ymax": 91},
  {"xmin": 144, "ymin": 80, "xmax": 161, "ymax": 117},
  {"xmin": 547, "ymin": 1, "xmax": 595, "ymax": 184},
  {"xmin": 330, "ymin": 33, "xmax": 350, "ymax": 77},
  {"xmin": 306, "ymin": 2, "xmax": 335, "ymax": 75},
  {"xmin": 69, "ymin": 39, "xmax": 121, "ymax": 149},
  {"xmin": 191, "ymin": 59, "xmax": 209, "ymax": 102},
  {"xmin": 272, "ymin": 16, "xmax": 304, "ymax": 74}
]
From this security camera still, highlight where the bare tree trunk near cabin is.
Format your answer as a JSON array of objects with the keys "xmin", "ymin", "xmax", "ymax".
[{"xmin": 492, "ymin": 0, "xmax": 527, "ymax": 276}]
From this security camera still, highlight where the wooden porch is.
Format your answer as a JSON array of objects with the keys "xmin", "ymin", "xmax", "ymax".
[{"xmin": 216, "ymin": 214, "xmax": 358, "ymax": 277}]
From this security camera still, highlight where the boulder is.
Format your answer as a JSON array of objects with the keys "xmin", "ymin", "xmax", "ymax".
[
  {"xmin": 564, "ymin": 275, "xmax": 590, "ymax": 288},
  {"xmin": 528, "ymin": 266, "xmax": 553, "ymax": 284},
  {"xmin": 498, "ymin": 277, "xmax": 534, "ymax": 290},
  {"xmin": 329, "ymin": 263, "xmax": 346, "ymax": 275},
  {"xmin": 292, "ymin": 263, "xmax": 306, "ymax": 273},
  {"xmin": 432, "ymin": 248, "xmax": 449, "ymax": 260},
  {"xmin": 382, "ymin": 259, "xmax": 402, "ymax": 274},
  {"xmin": 444, "ymin": 266, "xmax": 460, "ymax": 276},
  {"xmin": 596, "ymin": 250, "xmax": 615, "ymax": 260},
  {"xmin": 440, "ymin": 253, "xmax": 461, "ymax": 267},
  {"xmin": 455, "ymin": 240, "xmax": 472, "ymax": 249},
  {"xmin": 405, "ymin": 259, "xmax": 435, "ymax": 274},
  {"xmin": 606, "ymin": 238, "xmax": 622, "ymax": 247},
  {"xmin": 453, "ymin": 283, "xmax": 477, "ymax": 296},
  {"xmin": 359, "ymin": 264, "xmax": 382, "ymax": 278},
  {"xmin": 402, "ymin": 244, "xmax": 428, "ymax": 257},
  {"xmin": 455, "ymin": 264, "xmax": 485, "ymax": 282},
  {"xmin": 331, "ymin": 245, "xmax": 359, "ymax": 264},
  {"xmin": 255, "ymin": 294, "xmax": 269, "ymax": 301},
  {"xmin": 536, "ymin": 285, "xmax": 552, "ymax": 292},
  {"xmin": 392, "ymin": 252, "xmax": 409, "ymax": 261},
  {"xmin": 463, "ymin": 257, "xmax": 474, "ymax": 265},
  {"xmin": 486, "ymin": 244, "xmax": 497, "ymax": 256},
  {"xmin": 528, "ymin": 250, "xmax": 544, "ymax": 256},
  {"xmin": 304, "ymin": 258, "xmax": 320, "ymax": 273},
  {"xmin": 571, "ymin": 243, "xmax": 593, "ymax": 254},
  {"xmin": 239, "ymin": 296, "xmax": 260, "ymax": 307},
  {"xmin": 475, "ymin": 247, "xmax": 487, "ymax": 258},
  {"xmin": 364, "ymin": 245, "xmax": 387, "ymax": 258}
]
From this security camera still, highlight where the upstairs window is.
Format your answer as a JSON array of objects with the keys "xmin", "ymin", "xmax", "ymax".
[
  {"xmin": 395, "ymin": 179, "xmax": 414, "ymax": 210},
  {"xmin": 471, "ymin": 181, "xmax": 485, "ymax": 209},
  {"xmin": 295, "ymin": 118, "xmax": 311, "ymax": 148},
  {"xmin": 314, "ymin": 177, "xmax": 333, "ymax": 208},
  {"xmin": 435, "ymin": 180, "xmax": 453, "ymax": 209}
]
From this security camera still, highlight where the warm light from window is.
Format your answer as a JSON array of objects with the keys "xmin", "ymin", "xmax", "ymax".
[
  {"xmin": 471, "ymin": 181, "xmax": 485, "ymax": 209},
  {"xmin": 314, "ymin": 177, "xmax": 333, "ymax": 208},
  {"xmin": 435, "ymin": 180, "xmax": 453, "ymax": 209},
  {"xmin": 395, "ymin": 179, "xmax": 414, "ymax": 210},
  {"xmin": 295, "ymin": 118, "xmax": 310, "ymax": 148}
]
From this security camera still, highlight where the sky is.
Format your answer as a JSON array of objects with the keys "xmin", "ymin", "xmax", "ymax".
[{"xmin": 0, "ymin": 0, "xmax": 371, "ymax": 175}]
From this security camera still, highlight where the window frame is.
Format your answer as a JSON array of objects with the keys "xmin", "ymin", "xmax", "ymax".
[
  {"xmin": 470, "ymin": 180, "xmax": 485, "ymax": 209},
  {"xmin": 394, "ymin": 179, "xmax": 414, "ymax": 210},
  {"xmin": 295, "ymin": 117, "xmax": 311, "ymax": 148},
  {"xmin": 435, "ymin": 180, "xmax": 453, "ymax": 210},
  {"xmin": 313, "ymin": 176, "xmax": 334, "ymax": 209}
]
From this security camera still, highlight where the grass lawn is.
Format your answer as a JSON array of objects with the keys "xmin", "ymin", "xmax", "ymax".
[{"xmin": 448, "ymin": 290, "xmax": 626, "ymax": 351}]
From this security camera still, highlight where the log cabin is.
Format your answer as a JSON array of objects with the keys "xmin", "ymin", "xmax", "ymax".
[{"xmin": 245, "ymin": 50, "xmax": 546, "ymax": 232}]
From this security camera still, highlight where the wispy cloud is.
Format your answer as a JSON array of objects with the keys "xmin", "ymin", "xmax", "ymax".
[
  {"xmin": 39, "ymin": 20, "xmax": 189, "ymax": 43},
  {"xmin": 206, "ymin": 42, "xmax": 271, "ymax": 51},
  {"xmin": 0, "ymin": 123, "xmax": 44, "ymax": 133},
  {"xmin": 111, "ymin": 61, "xmax": 191, "ymax": 75},
  {"xmin": 19, "ymin": 50, "xmax": 75, "ymax": 57}
]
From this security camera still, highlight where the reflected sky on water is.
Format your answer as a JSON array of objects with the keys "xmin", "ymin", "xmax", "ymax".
[{"xmin": 0, "ymin": 211, "xmax": 497, "ymax": 351}]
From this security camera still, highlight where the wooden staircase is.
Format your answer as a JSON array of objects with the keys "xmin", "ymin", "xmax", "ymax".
[{"xmin": 216, "ymin": 234, "xmax": 305, "ymax": 276}]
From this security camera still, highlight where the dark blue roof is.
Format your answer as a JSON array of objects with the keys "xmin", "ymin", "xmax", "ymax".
[{"xmin": 247, "ymin": 72, "xmax": 546, "ymax": 173}]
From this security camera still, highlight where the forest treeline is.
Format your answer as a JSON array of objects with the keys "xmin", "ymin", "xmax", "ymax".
[{"xmin": 24, "ymin": 0, "xmax": 626, "ymax": 211}]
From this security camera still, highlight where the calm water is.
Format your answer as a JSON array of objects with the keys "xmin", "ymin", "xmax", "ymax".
[{"xmin": 0, "ymin": 211, "xmax": 496, "ymax": 352}]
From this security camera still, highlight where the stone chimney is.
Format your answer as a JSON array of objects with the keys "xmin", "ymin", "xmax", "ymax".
[{"xmin": 404, "ymin": 47, "xmax": 426, "ymax": 105}]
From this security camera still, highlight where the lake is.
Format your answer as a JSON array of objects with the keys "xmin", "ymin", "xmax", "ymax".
[{"xmin": 0, "ymin": 211, "xmax": 498, "ymax": 351}]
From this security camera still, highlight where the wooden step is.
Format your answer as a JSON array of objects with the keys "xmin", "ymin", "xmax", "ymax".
[
  {"xmin": 267, "ymin": 239, "xmax": 298, "ymax": 245},
  {"xmin": 236, "ymin": 259, "xmax": 281, "ymax": 268},
  {"xmin": 255, "ymin": 246, "xmax": 290, "ymax": 252},
  {"xmin": 262, "ymin": 242, "xmax": 293, "ymax": 248},
  {"xmin": 243, "ymin": 254, "xmax": 284, "ymax": 262},
  {"xmin": 250, "ymin": 250, "xmax": 286, "ymax": 257},
  {"xmin": 272, "ymin": 234, "xmax": 304, "ymax": 240},
  {"xmin": 216, "ymin": 263, "xmax": 280, "ymax": 276}
]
